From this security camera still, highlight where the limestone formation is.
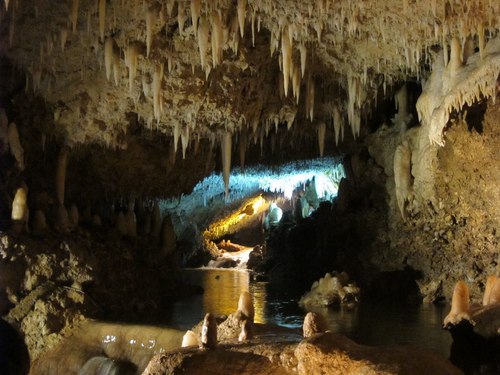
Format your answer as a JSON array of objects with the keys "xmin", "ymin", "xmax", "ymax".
[
  {"xmin": 302, "ymin": 312, "xmax": 327, "ymax": 338},
  {"xmin": 393, "ymin": 140, "xmax": 413, "ymax": 221},
  {"xmin": 182, "ymin": 330, "xmax": 199, "ymax": 348},
  {"xmin": 237, "ymin": 291, "xmax": 254, "ymax": 323},
  {"xmin": 200, "ymin": 313, "xmax": 217, "ymax": 349}
]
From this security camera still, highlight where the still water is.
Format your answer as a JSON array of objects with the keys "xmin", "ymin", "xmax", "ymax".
[{"xmin": 165, "ymin": 268, "xmax": 453, "ymax": 358}]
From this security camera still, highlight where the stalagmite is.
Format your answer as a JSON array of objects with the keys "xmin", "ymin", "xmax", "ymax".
[
  {"xmin": 393, "ymin": 140, "xmax": 412, "ymax": 221},
  {"xmin": 443, "ymin": 281, "xmax": 470, "ymax": 326},
  {"xmin": 237, "ymin": 291, "xmax": 254, "ymax": 323},
  {"xmin": 237, "ymin": 0, "xmax": 246, "ymax": 38},
  {"xmin": 152, "ymin": 63, "xmax": 164, "ymax": 122},
  {"xmin": 483, "ymin": 275, "xmax": 498, "ymax": 306},
  {"xmin": 221, "ymin": 132, "xmax": 232, "ymax": 199},
  {"xmin": 190, "ymin": 0, "xmax": 201, "ymax": 34},
  {"xmin": 238, "ymin": 320, "xmax": 252, "ymax": 342},
  {"xmin": 281, "ymin": 26, "xmax": 292, "ymax": 97},
  {"xmin": 55, "ymin": 147, "xmax": 68, "ymax": 206},
  {"xmin": 182, "ymin": 330, "xmax": 198, "ymax": 347},
  {"xmin": 99, "ymin": 0, "xmax": 106, "ymax": 42},
  {"xmin": 146, "ymin": 7, "xmax": 156, "ymax": 58},
  {"xmin": 200, "ymin": 313, "xmax": 217, "ymax": 349},
  {"xmin": 181, "ymin": 126, "xmax": 189, "ymax": 159},
  {"xmin": 151, "ymin": 202, "xmax": 161, "ymax": 237},
  {"xmin": 299, "ymin": 44, "xmax": 306, "ymax": 78},
  {"xmin": 488, "ymin": 277, "xmax": 500, "ymax": 305},
  {"xmin": 71, "ymin": 0, "xmax": 79, "ymax": 33},
  {"xmin": 11, "ymin": 186, "xmax": 28, "ymax": 233},
  {"xmin": 7, "ymin": 122, "xmax": 25, "ymax": 170},
  {"xmin": 198, "ymin": 17, "xmax": 209, "ymax": 69},
  {"xmin": 317, "ymin": 122, "xmax": 326, "ymax": 157}
]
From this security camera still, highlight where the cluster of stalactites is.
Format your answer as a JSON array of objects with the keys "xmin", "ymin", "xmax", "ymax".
[{"xmin": 417, "ymin": 35, "xmax": 500, "ymax": 146}]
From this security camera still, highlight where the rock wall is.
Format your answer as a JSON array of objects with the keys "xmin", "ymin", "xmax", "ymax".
[{"xmin": 264, "ymin": 99, "xmax": 499, "ymax": 303}]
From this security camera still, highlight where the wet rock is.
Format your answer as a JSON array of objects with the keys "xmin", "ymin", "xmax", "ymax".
[{"xmin": 295, "ymin": 332, "xmax": 462, "ymax": 375}]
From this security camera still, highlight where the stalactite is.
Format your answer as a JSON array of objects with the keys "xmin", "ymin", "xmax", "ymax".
[
  {"xmin": 449, "ymin": 37, "xmax": 462, "ymax": 77},
  {"xmin": 191, "ymin": 0, "xmax": 201, "ymax": 34},
  {"xmin": 292, "ymin": 63, "xmax": 301, "ymax": 103},
  {"xmin": 237, "ymin": 0, "xmax": 246, "ymax": 38},
  {"xmin": 55, "ymin": 147, "xmax": 68, "ymax": 206},
  {"xmin": 198, "ymin": 16, "xmax": 209, "ymax": 69},
  {"xmin": 251, "ymin": 10, "xmax": 255, "ymax": 46},
  {"xmin": 153, "ymin": 63, "xmax": 164, "ymax": 122},
  {"xmin": 125, "ymin": 44, "xmax": 139, "ymax": 93},
  {"xmin": 281, "ymin": 25, "xmax": 292, "ymax": 97},
  {"xmin": 317, "ymin": 122, "xmax": 326, "ymax": 157},
  {"xmin": 181, "ymin": 126, "xmax": 189, "ymax": 159},
  {"xmin": 173, "ymin": 123, "xmax": 180, "ymax": 154},
  {"xmin": 178, "ymin": 1, "xmax": 186, "ymax": 36},
  {"xmin": 463, "ymin": 36, "xmax": 475, "ymax": 64},
  {"xmin": 221, "ymin": 132, "xmax": 232, "ymax": 199},
  {"xmin": 333, "ymin": 105, "xmax": 342, "ymax": 146},
  {"xmin": 299, "ymin": 44, "xmax": 306, "ymax": 78},
  {"xmin": 393, "ymin": 140, "xmax": 412, "ymax": 221},
  {"xmin": 211, "ymin": 11, "xmax": 223, "ymax": 67},
  {"xmin": 99, "ymin": 0, "xmax": 106, "ymax": 42},
  {"xmin": 146, "ymin": 7, "xmax": 156, "ymax": 58},
  {"xmin": 306, "ymin": 73, "xmax": 314, "ymax": 121},
  {"xmin": 104, "ymin": 37, "xmax": 114, "ymax": 81},
  {"xmin": 71, "ymin": 0, "xmax": 79, "ymax": 32}
]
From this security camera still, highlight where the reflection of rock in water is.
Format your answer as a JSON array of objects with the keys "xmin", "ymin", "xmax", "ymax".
[
  {"xmin": 0, "ymin": 318, "xmax": 30, "ymax": 375},
  {"xmin": 31, "ymin": 321, "xmax": 184, "ymax": 375},
  {"xmin": 79, "ymin": 356, "xmax": 136, "ymax": 375}
]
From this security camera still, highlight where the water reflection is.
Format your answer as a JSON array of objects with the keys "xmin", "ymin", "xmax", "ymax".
[{"xmin": 167, "ymin": 269, "xmax": 452, "ymax": 358}]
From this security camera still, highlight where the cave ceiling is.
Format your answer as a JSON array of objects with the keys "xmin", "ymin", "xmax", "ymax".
[{"xmin": 0, "ymin": 0, "xmax": 499, "ymax": 197}]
